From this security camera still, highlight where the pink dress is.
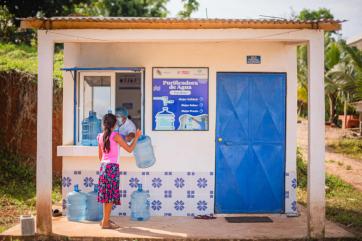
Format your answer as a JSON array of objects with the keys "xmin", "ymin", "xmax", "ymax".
[
  {"xmin": 97, "ymin": 132, "xmax": 121, "ymax": 204},
  {"xmin": 97, "ymin": 132, "xmax": 119, "ymax": 164}
]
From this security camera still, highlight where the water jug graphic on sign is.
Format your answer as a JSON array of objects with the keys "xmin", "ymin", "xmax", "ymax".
[
  {"xmin": 66, "ymin": 184, "xmax": 87, "ymax": 221},
  {"xmin": 85, "ymin": 184, "xmax": 103, "ymax": 221},
  {"xmin": 81, "ymin": 111, "xmax": 102, "ymax": 146},
  {"xmin": 153, "ymin": 96, "xmax": 175, "ymax": 130},
  {"xmin": 133, "ymin": 135, "xmax": 156, "ymax": 168},
  {"xmin": 155, "ymin": 107, "xmax": 175, "ymax": 130},
  {"xmin": 130, "ymin": 184, "xmax": 150, "ymax": 221}
]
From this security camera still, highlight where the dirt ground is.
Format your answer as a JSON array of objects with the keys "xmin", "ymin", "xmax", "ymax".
[{"xmin": 297, "ymin": 120, "xmax": 362, "ymax": 191}]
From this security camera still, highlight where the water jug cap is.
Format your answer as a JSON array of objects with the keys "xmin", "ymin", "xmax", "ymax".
[
  {"xmin": 74, "ymin": 184, "xmax": 79, "ymax": 192},
  {"xmin": 137, "ymin": 183, "xmax": 142, "ymax": 191}
]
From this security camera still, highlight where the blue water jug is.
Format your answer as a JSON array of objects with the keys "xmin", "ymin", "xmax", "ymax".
[
  {"xmin": 66, "ymin": 184, "xmax": 87, "ymax": 221},
  {"xmin": 85, "ymin": 184, "xmax": 103, "ymax": 221},
  {"xmin": 133, "ymin": 135, "xmax": 156, "ymax": 168},
  {"xmin": 130, "ymin": 184, "xmax": 150, "ymax": 221},
  {"xmin": 81, "ymin": 111, "xmax": 102, "ymax": 146}
]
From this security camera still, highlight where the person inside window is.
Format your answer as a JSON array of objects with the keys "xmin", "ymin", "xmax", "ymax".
[{"xmin": 115, "ymin": 107, "xmax": 136, "ymax": 142}]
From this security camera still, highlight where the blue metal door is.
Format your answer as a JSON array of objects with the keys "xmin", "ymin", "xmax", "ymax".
[{"xmin": 215, "ymin": 73, "xmax": 286, "ymax": 213}]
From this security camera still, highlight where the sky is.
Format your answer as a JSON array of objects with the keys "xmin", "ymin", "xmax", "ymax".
[{"xmin": 166, "ymin": 0, "xmax": 362, "ymax": 40}]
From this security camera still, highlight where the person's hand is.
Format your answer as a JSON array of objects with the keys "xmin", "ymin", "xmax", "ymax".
[{"xmin": 135, "ymin": 129, "xmax": 142, "ymax": 139}]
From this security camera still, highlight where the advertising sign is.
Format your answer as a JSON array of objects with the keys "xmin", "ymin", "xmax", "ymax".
[{"xmin": 152, "ymin": 67, "xmax": 209, "ymax": 131}]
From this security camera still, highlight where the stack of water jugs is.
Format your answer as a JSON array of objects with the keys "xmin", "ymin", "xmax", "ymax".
[
  {"xmin": 67, "ymin": 135, "xmax": 156, "ymax": 222},
  {"xmin": 66, "ymin": 184, "xmax": 103, "ymax": 221}
]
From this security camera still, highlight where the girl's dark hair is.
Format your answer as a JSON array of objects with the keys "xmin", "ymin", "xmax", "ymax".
[{"xmin": 102, "ymin": 113, "xmax": 117, "ymax": 153}]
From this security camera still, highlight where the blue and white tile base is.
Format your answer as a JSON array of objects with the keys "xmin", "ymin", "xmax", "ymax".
[
  {"xmin": 285, "ymin": 171, "xmax": 298, "ymax": 216},
  {"xmin": 62, "ymin": 170, "xmax": 215, "ymax": 217},
  {"xmin": 62, "ymin": 170, "xmax": 297, "ymax": 216}
]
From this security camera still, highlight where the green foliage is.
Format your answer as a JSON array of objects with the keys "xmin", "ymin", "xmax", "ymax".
[
  {"xmin": 0, "ymin": 150, "xmax": 35, "ymax": 201},
  {"xmin": 295, "ymin": 8, "xmax": 362, "ymax": 124},
  {"xmin": 73, "ymin": 0, "xmax": 169, "ymax": 17},
  {"xmin": 296, "ymin": 149, "xmax": 362, "ymax": 234},
  {"xmin": 298, "ymin": 8, "xmax": 334, "ymax": 21},
  {"xmin": 1, "ymin": 0, "xmax": 85, "ymax": 18},
  {"xmin": 0, "ymin": 150, "xmax": 62, "ymax": 232},
  {"xmin": 295, "ymin": 8, "xmax": 334, "ymax": 117},
  {"xmin": 328, "ymin": 138, "xmax": 362, "ymax": 161},
  {"xmin": 2, "ymin": 0, "xmax": 202, "ymax": 43},
  {"xmin": 296, "ymin": 148, "xmax": 307, "ymax": 188},
  {"xmin": 0, "ymin": 6, "xmax": 16, "ymax": 43},
  {"xmin": 0, "ymin": 43, "xmax": 37, "ymax": 75},
  {"xmin": 0, "ymin": 43, "xmax": 64, "ymax": 83},
  {"xmin": 297, "ymin": 44, "xmax": 308, "ymax": 117},
  {"xmin": 325, "ymin": 175, "xmax": 362, "ymax": 232},
  {"xmin": 178, "ymin": 0, "xmax": 199, "ymax": 18}
]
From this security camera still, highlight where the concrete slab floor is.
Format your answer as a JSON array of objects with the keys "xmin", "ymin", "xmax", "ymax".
[{"xmin": 1, "ymin": 211, "xmax": 355, "ymax": 241}]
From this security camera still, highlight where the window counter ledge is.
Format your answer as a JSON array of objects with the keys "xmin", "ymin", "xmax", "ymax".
[{"xmin": 57, "ymin": 145, "xmax": 134, "ymax": 158}]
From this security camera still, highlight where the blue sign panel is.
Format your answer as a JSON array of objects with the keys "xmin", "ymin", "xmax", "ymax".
[
  {"xmin": 152, "ymin": 67, "xmax": 209, "ymax": 131},
  {"xmin": 247, "ymin": 55, "xmax": 261, "ymax": 64}
]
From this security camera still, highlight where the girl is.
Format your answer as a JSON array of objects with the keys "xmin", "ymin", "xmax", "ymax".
[{"xmin": 97, "ymin": 113, "xmax": 142, "ymax": 229}]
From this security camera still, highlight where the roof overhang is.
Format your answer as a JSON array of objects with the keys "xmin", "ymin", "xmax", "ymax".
[{"xmin": 20, "ymin": 17, "xmax": 342, "ymax": 31}]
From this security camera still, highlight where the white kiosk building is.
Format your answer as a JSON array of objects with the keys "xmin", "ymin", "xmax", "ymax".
[{"xmin": 20, "ymin": 17, "xmax": 341, "ymax": 239}]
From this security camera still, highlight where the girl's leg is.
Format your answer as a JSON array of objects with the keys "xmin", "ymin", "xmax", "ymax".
[{"xmin": 101, "ymin": 203, "xmax": 113, "ymax": 227}]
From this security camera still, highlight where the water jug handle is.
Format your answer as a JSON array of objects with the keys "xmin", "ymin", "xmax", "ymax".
[{"xmin": 146, "ymin": 200, "xmax": 150, "ymax": 208}]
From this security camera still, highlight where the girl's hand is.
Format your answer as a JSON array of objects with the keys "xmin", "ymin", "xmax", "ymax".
[{"xmin": 135, "ymin": 129, "xmax": 142, "ymax": 139}]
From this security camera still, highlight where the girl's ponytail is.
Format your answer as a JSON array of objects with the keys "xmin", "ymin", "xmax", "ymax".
[{"xmin": 102, "ymin": 113, "xmax": 117, "ymax": 153}]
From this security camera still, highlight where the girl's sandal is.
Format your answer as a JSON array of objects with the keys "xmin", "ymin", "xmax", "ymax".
[{"xmin": 101, "ymin": 223, "xmax": 119, "ymax": 229}]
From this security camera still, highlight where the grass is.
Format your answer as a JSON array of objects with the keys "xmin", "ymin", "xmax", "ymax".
[
  {"xmin": 328, "ymin": 138, "xmax": 362, "ymax": 161},
  {"xmin": 0, "ymin": 42, "xmax": 64, "ymax": 83},
  {"xmin": 296, "ymin": 149, "xmax": 362, "ymax": 236},
  {"xmin": 0, "ymin": 150, "xmax": 62, "ymax": 233}
]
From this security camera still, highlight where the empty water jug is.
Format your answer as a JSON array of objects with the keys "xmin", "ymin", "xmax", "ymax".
[
  {"xmin": 133, "ymin": 135, "xmax": 156, "ymax": 168},
  {"xmin": 130, "ymin": 184, "xmax": 150, "ymax": 221},
  {"xmin": 66, "ymin": 184, "xmax": 87, "ymax": 221},
  {"xmin": 85, "ymin": 184, "xmax": 103, "ymax": 221},
  {"xmin": 81, "ymin": 111, "xmax": 102, "ymax": 146},
  {"xmin": 155, "ymin": 107, "xmax": 175, "ymax": 130}
]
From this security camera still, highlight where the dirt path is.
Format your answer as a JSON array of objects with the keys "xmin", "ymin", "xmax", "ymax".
[{"xmin": 297, "ymin": 120, "xmax": 362, "ymax": 191}]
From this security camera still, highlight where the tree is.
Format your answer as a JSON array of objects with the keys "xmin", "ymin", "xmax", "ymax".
[
  {"xmin": 0, "ymin": 6, "xmax": 15, "ymax": 43},
  {"xmin": 343, "ymin": 44, "xmax": 362, "ymax": 100},
  {"xmin": 73, "ymin": 0, "xmax": 168, "ymax": 17},
  {"xmin": 1, "ymin": 0, "xmax": 200, "ymax": 43},
  {"xmin": 0, "ymin": 0, "xmax": 85, "ymax": 19},
  {"xmin": 298, "ymin": 8, "xmax": 334, "ymax": 21},
  {"xmin": 295, "ymin": 8, "xmax": 347, "ymax": 124},
  {"xmin": 178, "ymin": 0, "xmax": 199, "ymax": 18}
]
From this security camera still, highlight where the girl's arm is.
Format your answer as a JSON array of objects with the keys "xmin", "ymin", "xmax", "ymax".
[
  {"xmin": 114, "ymin": 130, "xmax": 142, "ymax": 153},
  {"xmin": 98, "ymin": 144, "xmax": 103, "ymax": 161}
]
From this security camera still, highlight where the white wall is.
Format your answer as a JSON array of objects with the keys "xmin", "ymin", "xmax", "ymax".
[
  {"xmin": 62, "ymin": 41, "xmax": 297, "ymax": 173},
  {"xmin": 63, "ymin": 43, "xmax": 80, "ymax": 145}
]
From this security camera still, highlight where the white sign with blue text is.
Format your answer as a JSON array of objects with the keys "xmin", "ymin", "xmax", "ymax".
[{"xmin": 152, "ymin": 67, "xmax": 209, "ymax": 131}]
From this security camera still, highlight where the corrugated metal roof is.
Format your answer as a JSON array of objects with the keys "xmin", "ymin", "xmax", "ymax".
[{"xmin": 20, "ymin": 16, "xmax": 343, "ymax": 31}]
